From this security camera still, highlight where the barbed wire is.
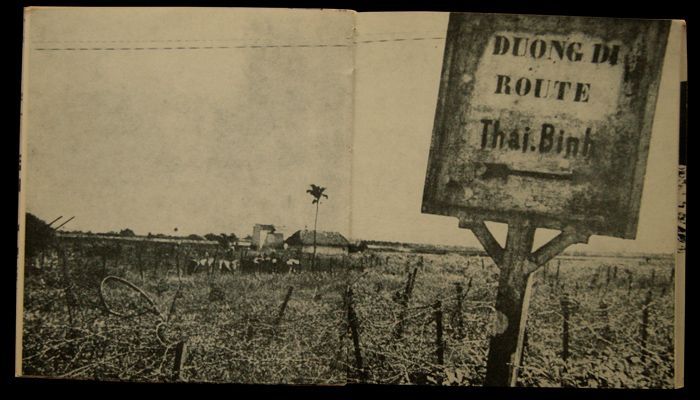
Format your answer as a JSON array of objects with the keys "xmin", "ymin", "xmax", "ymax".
[
  {"xmin": 98, "ymin": 275, "xmax": 184, "ymax": 347},
  {"xmin": 25, "ymin": 248, "xmax": 675, "ymax": 384}
]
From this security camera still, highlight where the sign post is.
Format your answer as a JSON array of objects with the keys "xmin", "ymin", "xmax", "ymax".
[{"xmin": 422, "ymin": 13, "xmax": 670, "ymax": 386}]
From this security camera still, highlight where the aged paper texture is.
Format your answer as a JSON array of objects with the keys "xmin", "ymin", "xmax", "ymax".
[{"xmin": 17, "ymin": 8, "xmax": 685, "ymax": 388}]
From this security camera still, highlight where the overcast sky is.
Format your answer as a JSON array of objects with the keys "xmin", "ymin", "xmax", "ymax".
[
  {"xmin": 24, "ymin": 8, "xmax": 354, "ymax": 239},
  {"xmin": 22, "ymin": 9, "xmax": 680, "ymax": 254},
  {"xmin": 351, "ymin": 13, "xmax": 680, "ymax": 254}
]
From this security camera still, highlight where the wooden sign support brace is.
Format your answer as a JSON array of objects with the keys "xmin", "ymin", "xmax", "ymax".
[{"xmin": 461, "ymin": 219, "xmax": 590, "ymax": 387}]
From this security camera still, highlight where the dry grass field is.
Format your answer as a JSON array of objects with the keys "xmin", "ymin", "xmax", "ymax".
[{"xmin": 20, "ymin": 239, "xmax": 674, "ymax": 387}]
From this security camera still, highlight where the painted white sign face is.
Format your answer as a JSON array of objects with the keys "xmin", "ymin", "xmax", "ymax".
[
  {"xmin": 473, "ymin": 32, "xmax": 624, "ymax": 119},
  {"xmin": 422, "ymin": 14, "xmax": 670, "ymax": 238},
  {"xmin": 468, "ymin": 31, "xmax": 625, "ymax": 177}
]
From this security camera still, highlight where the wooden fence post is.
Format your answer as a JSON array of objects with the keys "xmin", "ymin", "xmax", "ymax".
[
  {"xmin": 561, "ymin": 294, "xmax": 571, "ymax": 362},
  {"xmin": 137, "ymin": 244, "xmax": 144, "ymax": 283},
  {"xmin": 627, "ymin": 270, "xmax": 633, "ymax": 296},
  {"xmin": 599, "ymin": 299, "xmax": 611, "ymax": 341},
  {"xmin": 641, "ymin": 290, "xmax": 652, "ymax": 363},
  {"xmin": 59, "ymin": 248, "xmax": 76, "ymax": 329},
  {"xmin": 454, "ymin": 282, "xmax": 464, "ymax": 339},
  {"xmin": 272, "ymin": 286, "xmax": 294, "ymax": 335},
  {"xmin": 175, "ymin": 246, "xmax": 181, "ymax": 278},
  {"xmin": 434, "ymin": 300, "xmax": 445, "ymax": 365},
  {"xmin": 393, "ymin": 267, "xmax": 418, "ymax": 339},
  {"xmin": 410, "ymin": 267, "xmax": 418, "ymax": 292},
  {"xmin": 172, "ymin": 340, "xmax": 188, "ymax": 382},
  {"xmin": 589, "ymin": 267, "xmax": 598, "ymax": 289},
  {"xmin": 152, "ymin": 246, "xmax": 159, "ymax": 279},
  {"xmin": 346, "ymin": 287, "xmax": 366, "ymax": 382}
]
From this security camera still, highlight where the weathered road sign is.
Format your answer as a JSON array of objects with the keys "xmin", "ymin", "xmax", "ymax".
[
  {"xmin": 423, "ymin": 13, "xmax": 670, "ymax": 239},
  {"xmin": 422, "ymin": 13, "xmax": 671, "ymax": 387}
]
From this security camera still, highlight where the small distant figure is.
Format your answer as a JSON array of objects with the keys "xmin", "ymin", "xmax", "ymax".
[{"xmin": 286, "ymin": 258, "xmax": 300, "ymax": 273}]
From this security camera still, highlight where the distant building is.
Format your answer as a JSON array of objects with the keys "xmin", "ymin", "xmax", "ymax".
[
  {"xmin": 233, "ymin": 235, "xmax": 253, "ymax": 249},
  {"xmin": 252, "ymin": 224, "xmax": 284, "ymax": 251},
  {"xmin": 264, "ymin": 232, "xmax": 284, "ymax": 250},
  {"xmin": 285, "ymin": 230, "xmax": 350, "ymax": 256}
]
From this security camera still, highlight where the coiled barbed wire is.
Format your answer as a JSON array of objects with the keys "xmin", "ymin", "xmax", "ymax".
[{"xmin": 99, "ymin": 275, "xmax": 182, "ymax": 347}]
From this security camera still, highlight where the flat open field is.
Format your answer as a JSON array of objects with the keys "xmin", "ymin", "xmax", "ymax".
[{"xmin": 20, "ymin": 239, "xmax": 675, "ymax": 387}]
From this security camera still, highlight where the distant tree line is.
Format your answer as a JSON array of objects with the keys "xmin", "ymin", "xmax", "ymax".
[{"xmin": 61, "ymin": 226, "xmax": 238, "ymax": 248}]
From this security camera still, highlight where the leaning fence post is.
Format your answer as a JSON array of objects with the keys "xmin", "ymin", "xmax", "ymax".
[
  {"xmin": 272, "ymin": 286, "xmax": 294, "ymax": 337},
  {"xmin": 346, "ymin": 287, "xmax": 366, "ymax": 382},
  {"xmin": 172, "ymin": 340, "xmax": 188, "ymax": 382},
  {"xmin": 394, "ymin": 267, "xmax": 418, "ymax": 339},
  {"xmin": 434, "ymin": 300, "xmax": 445, "ymax": 365}
]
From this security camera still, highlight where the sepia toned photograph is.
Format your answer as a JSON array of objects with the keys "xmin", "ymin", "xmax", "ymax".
[{"xmin": 17, "ymin": 8, "xmax": 685, "ymax": 387}]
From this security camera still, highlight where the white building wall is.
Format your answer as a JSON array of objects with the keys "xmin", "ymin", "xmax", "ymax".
[{"xmin": 300, "ymin": 245, "xmax": 348, "ymax": 256}]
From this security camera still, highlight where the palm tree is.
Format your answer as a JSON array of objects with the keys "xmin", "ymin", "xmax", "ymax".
[{"xmin": 306, "ymin": 184, "xmax": 328, "ymax": 268}]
